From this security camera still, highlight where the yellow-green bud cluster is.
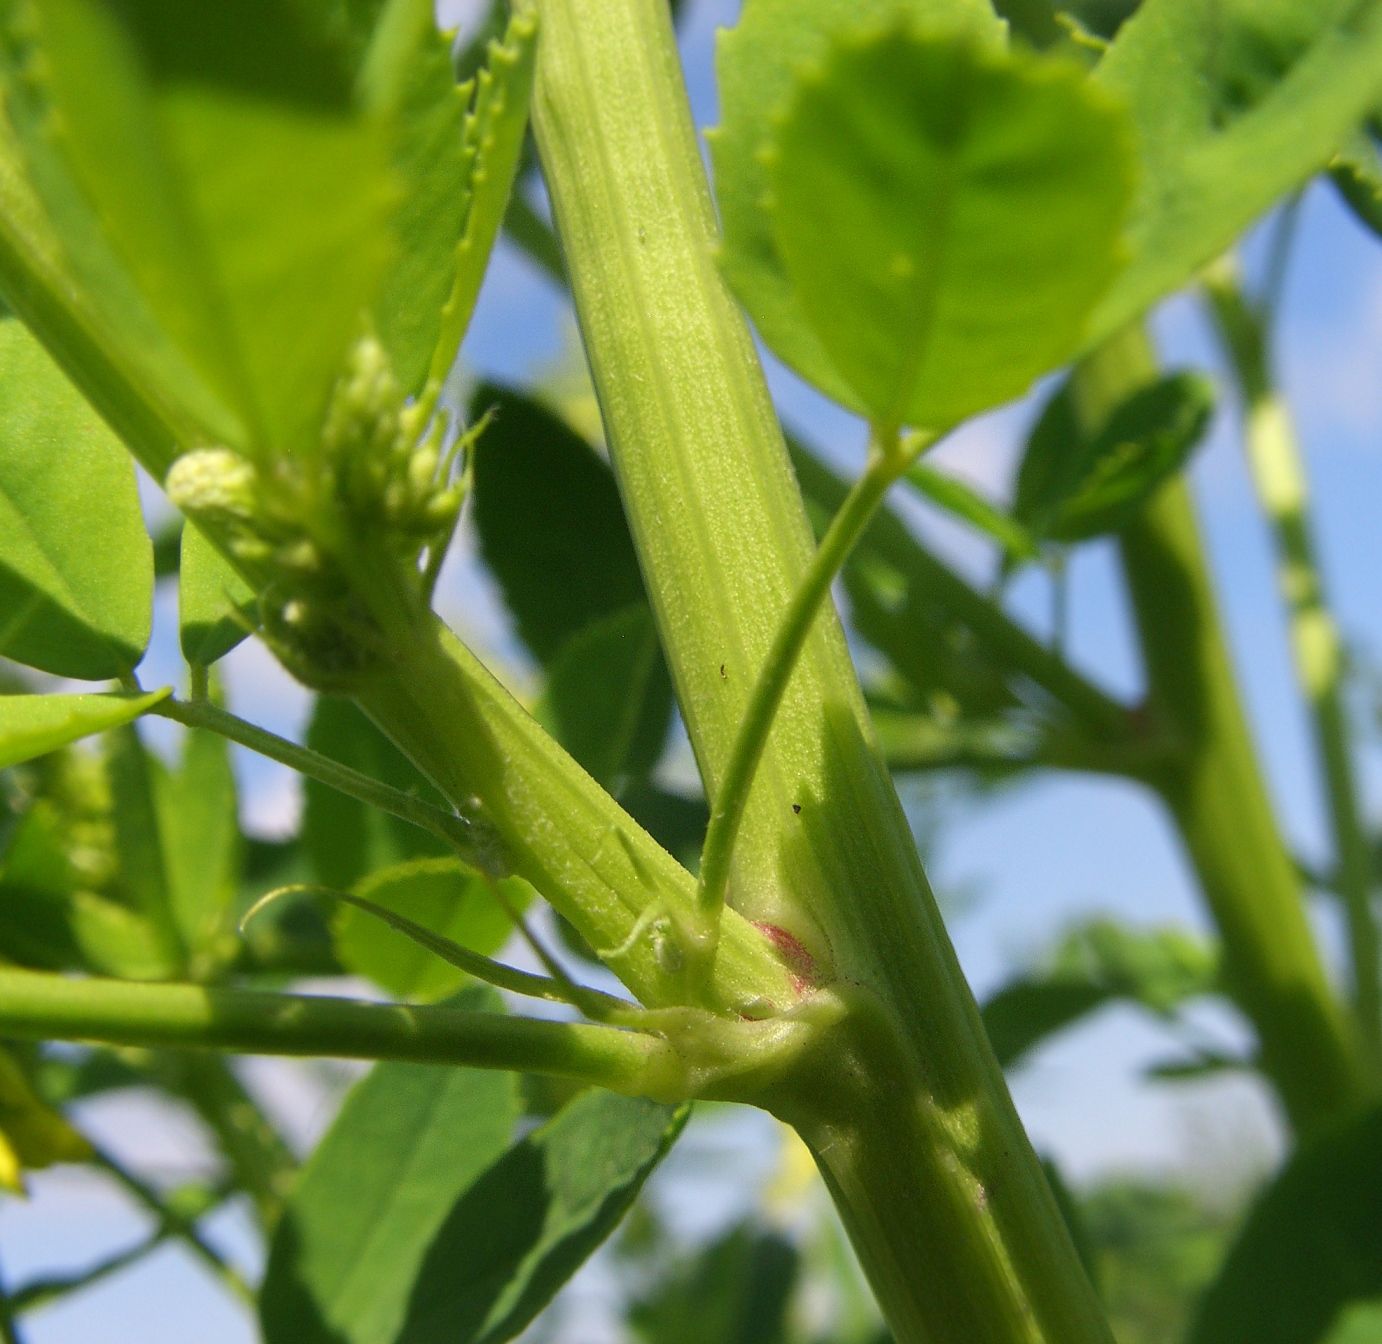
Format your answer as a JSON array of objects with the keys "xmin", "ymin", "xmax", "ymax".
[
  {"xmin": 164, "ymin": 336, "xmax": 465, "ymax": 689},
  {"xmin": 320, "ymin": 336, "xmax": 462, "ymax": 554}
]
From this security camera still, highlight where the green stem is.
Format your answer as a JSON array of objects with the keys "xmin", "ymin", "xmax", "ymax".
[
  {"xmin": 533, "ymin": 3, "xmax": 1114, "ymax": 1340},
  {"xmin": 151, "ymin": 696, "xmax": 503, "ymax": 876},
  {"xmin": 697, "ymin": 440, "xmax": 911, "ymax": 928},
  {"xmin": 353, "ymin": 610, "xmax": 797, "ymax": 1016},
  {"xmin": 0, "ymin": 969, "xmax": 687, "ymax": 1102},
  {"xmin": 1205, "ymin": 265, "xmax": 1381, "ymax": 1067},
  {"xmin": 91, "ymin": 1145, "xmax": 252, "ymax": 1302},
  {"xmin": 1095, "ymin": 330, "xmax": 1367, "ymax": 1132},
  {"xmin": 788, "ymin": 441, "xmax": 1137, "ymax": 744},
  {"xmin": 159, "ymin": 1053, "xmax": 296, "ymax": 1231}
]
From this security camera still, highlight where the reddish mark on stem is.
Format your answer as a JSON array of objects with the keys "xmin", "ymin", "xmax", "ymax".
[{"xmin": 755, "ymin": 921, "xmax": 816, "ymax": 992}]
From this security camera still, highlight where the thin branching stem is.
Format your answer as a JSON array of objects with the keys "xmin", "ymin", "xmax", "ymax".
[
  {"xmin": 151, "ymin": 695, "xmax": 506, "ymax": 876},
  {"xmin": 696, "ymin": 430, "xmax": 921, "ymax": 932},
  {"xmin": 1206, "ymin": 260, "xmax": 1382, "ymax": 1065},
  {"xmin": 0, "ymin": 969, "xmax": 686, "ymax": 1101}
]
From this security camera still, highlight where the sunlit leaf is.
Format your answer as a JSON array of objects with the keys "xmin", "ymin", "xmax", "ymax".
[
  {"xmin": 759, "ymin": 28, "xmax": 1134, "ymax": 426},
  {"xmin": 1087, "ymin": 0, "xmax": 1382, "ymax": 342},
  {"xmin": 178, "ymin": 522, "xmax": 256, "ymax": 668},
  {"xmin": 427, "ymin": 6, "xmax": 538, "ymax": 391},
  {"xmin": 0, "ymin": 691, "xmax": 168, "ymax": 771},
  {"xmin": 333, "ymin": 858, "xmax": 517, "ymax": 1002},
  {"xmin": 712, "ymin": 0, "xmax": 1003, "ymax": 413},
  {"xmin": 260, "ymin": 993, "xmax": 520, "ymax": 1344},
  {"xmin": 0, "ymin": 317, "xmax": 154, "ymax": 679},
  {"xmin": 17, "ymin": 0, "xmax": 393, "ymax": 456}
]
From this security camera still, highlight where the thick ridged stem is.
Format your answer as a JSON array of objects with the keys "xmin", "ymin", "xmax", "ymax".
[
  {"xmin": 532, "ymin": 3, "xmax": 1114, "ymax": 1339},
  {"xmin": 1092, "ymin": 330, "xmax": 1367, "ymax": 1133}
]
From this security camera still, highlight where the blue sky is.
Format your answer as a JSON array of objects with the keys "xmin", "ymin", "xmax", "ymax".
[{"xmin": 6, "ymin": 1, "xmax": 1380, "ymax": 1338}]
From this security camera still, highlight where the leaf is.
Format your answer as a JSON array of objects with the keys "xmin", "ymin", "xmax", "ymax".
[
  {"xmin": 1087, "ymin": 0, "xmax": 1382, "ymax": 343},
  {"xmin": 18, "ymin": 0, "xmax": 393, "ymax": 457},
  {"xmin": 426, "ymin": 6, "xmax": 539, "ymax": 391},
  {"xmin": 0, "ymin": 762, "xmax": 175, "ymax": 979},
  {"xmin": 982, "ymin": 980, "xmax": 1112, "ymax": 1069},
  {"xmin": 302, "ymin": 698, "xmax": 448, "ymax": 891},
  {"xmin": 260, "ymin": 992, "xmax": 520, "ymax": 1344},
  {"xmin": 621, "ymin": 786, "xmax": 708, "ymax": 872},
  {"xmin": 333, "ymin": 858, "xmax": 517, "ymax": 1002},
  {"xmin": 0, "ymin": 316, "xmax": 154, "ymax": 678},
  {"xmin": 982, "ymin": 919, "xmax": 1217, "ymax": 1067},
  {"xmin": 156, "ymin": 725, "xmax": 240, "ymax": 958},
  {"xmin": 104, "ymin": 725, "xmax": 185, "ymax": 971},
  {"xmin": 629, "ymin": 1221, "xmax": 800, "ymax": 1344},
  {"xmin": 0, "ymin": 691, "xmax": 169, "ymax": 771},
  {"xmin": 1331, "ymin": 123, "xmax": 1382, "ymax": 240},
  {"xmin": 904, "ymin": 464, "xmax": 1039, "ymax": 562},
  {"xmin": 536, "ymin": 605, "xmax": 674, "ymax": 792},
  {"xmin": 712, "ymin": 0, "xmax": 1003, "ymax": 414},
  {"xmin": 1325, "ymin": 1301, "xmax": 1382, "ymax": 1344},
  {"xmin": 178, "ymin": 523, "xmax": 256, "ymax": 667},
  {"xmin": 469, "ymin": 385, "xmax": 653, "ymax": 663},
  {"xmin": 1188, "ymin": 1105, "xmax": 1382, "ymax": 1344},
  {"xmin": 0, "ymin": 1045, "xmax": 89, "ymax": 1193},
  {"xmin": 1016, "ymin": 371, "xmax": 1215, "ymax": 542},
  {"xmin": 348, "ymin": 0, "xmax": 471, "ymax": 394},
  {"xmin": 394, "ymin": 1092, "xmax": 686, "ymax": 1344},
  {"xmin": 758, "ymin": 28, "xmax": 1134, "ymax": 427},
  {"xmin": 0, "ymin": 17, "xmax": 241, "ymax": 472}
]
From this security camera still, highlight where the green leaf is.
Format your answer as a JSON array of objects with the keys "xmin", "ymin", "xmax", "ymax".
[
  {"xmin": 178, "ymin": 523, "xmax": 256, "ymax": 667},
  {"xmin": 347, "ymin": 0, "xmax": 471, "ymax": 395},
  {"xmin": 1325, "ymin": 1301, "xmax": 1382, "ymax": 1344},
  {"xmin": 629, "ymin": 1221, "xmax": 800, "ymax": 1344},
  {"xmin": 0, "ymin": 21, "xmax": 241, "ymax": 472},
  {"xmin": 18, "ymin": 0, "xmax": 393, "ymax": 457},
  {"xmin": 260, "ymin": 993, "xmax": 520, "ymax": 1344},
  {"xmin": 1088, "ymin": 0, "xmax": 1382, "ymax": 342},
  {"xmin": 982, "ymin": 920, "xmax": 1217, "ymax": 1067},
  {"xmin": 712, "ymin": 0, "xmax": 1003, "ymax": 413},
  {"xmin": 302, "ymin": 698, "xmax": 448, "ymax": 891},
  {"xmin": 1189, "ymin": 1105, "xmax": 1382, "ymax": 1344},
  {"xmin": 0, "ymin": 317, "xmax": 154, "ymax": 678},
  {"xmin": 470, "ymin": 385, "xmax": 654, "ymax": 663},
  {"xmin": 156, "ymin": 725, "xmax": 240, "ymax": 958},
  {"xmin": 904, "ymin": 464, "xmax": 1039, "ymax": 562},
  {"xmin": 104, "ymin": 725, "xmax": 185, "ymax": 971},
  {"xmin": 426, "ymin": 6, "xmax": 539, "ymax": 392},
  {"xmin": 1331, "ymin": 123, "xmax": 1382, "ymax": 240},
  {"xmin": 0, "ymin": 691, "xmax": 168, "ymax": 771},
  {"xmin": 0, "ymin": 790, "xmax": 175, "ymax": 980},
  {"xmin": 982, "ymin": 980, "xmax": 1111, "ymax": 1069},
  {"xmin": 0, "ymin": 1045, "xmax": 90, "ymax": 1192},
  {"xmin": 536, "ymin": 605, "xmax": 674, "ymax": 792},
  {"xmin": 1015, "ymin": 371, "xmax": 1215, "ymax": 542},
  {"xmin": 333, "ymin": 858, "xmax": 517, "ymax": 1002},
  {"xmin": 392, "ymin": 1092, "xmax": 686, "ymax": 1344},
  {"xmin": 757, "ymin": 28, "xmax": 1134, "ymax": 427}
]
